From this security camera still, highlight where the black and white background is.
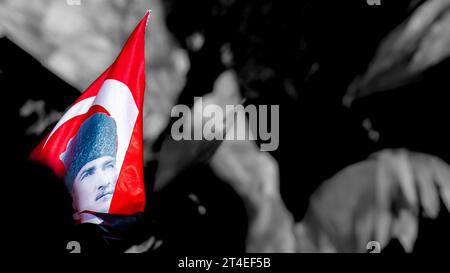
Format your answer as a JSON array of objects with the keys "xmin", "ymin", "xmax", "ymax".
[{"xmin": 2, "ymin": 0, "xmax": 450, "ymax": 257}]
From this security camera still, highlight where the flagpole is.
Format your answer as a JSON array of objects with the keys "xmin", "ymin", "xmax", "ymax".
[{"xmin": 145, "ymin": 9, "xmax": 152, "ymax": 29}]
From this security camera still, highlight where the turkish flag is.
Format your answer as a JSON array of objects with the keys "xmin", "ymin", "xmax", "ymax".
[{"xmin": 30, "ymin": 11, "xmax": 150, "ymax": 222}]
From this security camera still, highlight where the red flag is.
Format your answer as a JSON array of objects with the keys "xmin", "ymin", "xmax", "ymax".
[{"xmin": 30, "ymin": 11, "xmax": 150, "ymax": 223}]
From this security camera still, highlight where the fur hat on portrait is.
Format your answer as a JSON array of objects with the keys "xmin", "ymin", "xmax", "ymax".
[{"xmin": 60, "ymin": 112, "xmax": 117, "ymax": 190}]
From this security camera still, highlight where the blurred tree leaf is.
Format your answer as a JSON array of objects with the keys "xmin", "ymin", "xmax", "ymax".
[
  {"xmin": 124, "ymin": 236, "xmax": 162, "ymax": 253},
  {"xmin": 207, "ymin": 72, "xmax": 295, "ymax": 253},
  {"xmin": 298, "ymin": 149, "xmax": 450, "ymax": 252},
  {"xmin": 153, "ymin": 71, "xmax": 238, "ymax": 191},
  {"xmin": 345, "ymin": 0, "xmax": 450, "ymax": 105},
  {"xmin": 212, "ymin": 138, "xmax": 296, "ymax": 253}
]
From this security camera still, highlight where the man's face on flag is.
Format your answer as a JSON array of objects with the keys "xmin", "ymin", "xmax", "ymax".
[
  {"xmin": 61, "ymin": 112, "xmax": 118, "ymax": 214},
  {"xmin": 72, "ymin": 155, "xmax": 118, "ymax": 213}
]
